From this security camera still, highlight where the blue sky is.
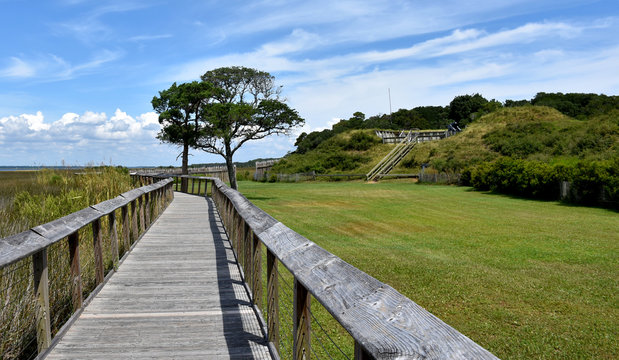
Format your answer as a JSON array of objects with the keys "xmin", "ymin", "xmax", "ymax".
[{"xmin": 0, "ymin": 0, "xmax": 617, "ymax": 167}]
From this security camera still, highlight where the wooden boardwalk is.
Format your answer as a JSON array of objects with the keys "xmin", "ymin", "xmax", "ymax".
[{"xmin": 46, "ymin": 192, "xmax": 272, "ymax": 359}]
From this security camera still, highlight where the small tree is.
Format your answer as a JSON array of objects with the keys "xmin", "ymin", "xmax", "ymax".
[
  {"xmin": 152, "ymin": 81, "xmax": 212, "ymax": 191},
  {"xmin": 448, "ymin": 93, "xmax": 489, "ymax": 126},
  {"xmin": 197, "ymin": 67, "xmax": 304, "ymax": 189}
]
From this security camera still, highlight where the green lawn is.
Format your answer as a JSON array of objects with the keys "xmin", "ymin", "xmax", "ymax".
[{"xmin": 237, "ymin": 180, "xmax": 618, "ymax": 359}]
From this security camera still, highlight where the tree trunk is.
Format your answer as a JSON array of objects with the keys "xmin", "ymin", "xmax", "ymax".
[
  {"xmin": 181, "ymin": 141, "xmax": 189, "ymax": 192},
  {"xmin": 224, "ymin": 145, "xmax": 237, "ymax": 190}
]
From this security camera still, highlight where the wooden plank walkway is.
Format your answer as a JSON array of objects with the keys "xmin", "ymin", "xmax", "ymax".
[{"xmin": 46, "ymin": 192, "xmax": 272, "ymax": 359}]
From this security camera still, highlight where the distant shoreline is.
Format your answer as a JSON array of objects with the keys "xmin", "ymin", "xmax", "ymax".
[{"xmin": 0, "ymin": 166, "xmax": 84, "ymax": 171}]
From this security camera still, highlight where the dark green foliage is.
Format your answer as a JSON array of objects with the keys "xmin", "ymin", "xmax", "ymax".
[
  {"xmin": 532, "ymin": 92, "xmax": 619, "ymax": 119},
  {"xmin": 294, "ymin": 106, "xmax": 448, "ymax": 154},
  {"xmin": 504, "ymin": 99, "xmax": 531, "ymax": 107},
  {"xmin": 469, "ymin": 157, "xmax": 559, "ymax": 199},
  {"xmin": 467, "ymin": 157, "xmax": 618, "ymax": 208},
  {"xmin": 483, "ymin": 122, "xmax": 558, "ymax": 157},
  {"xmin": 345, "ymin": 131, "xmax": 380, "ymax": 151},
  {"xmin": 570, "ymin": 158, "xmax": 619, "ymax": 206},
  {"xmin": 332, "ymin": 111, "xmax": 365, "ymax": 134},
  {"xmin": 448, "ymin": 93, "xmax": 489, "ymax": 125},
  {"xmin": 389, "ymin": 108, "xmax": 430, "ymax": 129},
  {"xmin": 196, "ymin": 66, "xmax": 305, "ymax": 189},
  {"xmin": 152, "ymin": 81, "xmax": 213, "ymax": 176},
  {"xmin": 413, "ymin": 106, "xmax": 450, "ymax": 128},
  {"xmin": 273, "ymin": 130, "xmax": 377, "ymax": 174},
  {"xmin": 294, "ymin": 129, "xmax": 334, "ymax": 154}
]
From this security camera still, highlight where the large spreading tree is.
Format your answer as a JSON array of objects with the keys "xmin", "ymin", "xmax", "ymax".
[
  {"xmin": 152, "ymin": 81, "xmax": 213, "ymax": 191},
  {"xmin": 196, "ymin": 66, "xmax": 304, "ymax": 189}
]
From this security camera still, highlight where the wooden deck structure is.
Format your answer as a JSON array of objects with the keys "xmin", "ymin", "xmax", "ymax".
[{"xmin": 45, "ymin": 192, "xmax": 271, "ymax": 359}]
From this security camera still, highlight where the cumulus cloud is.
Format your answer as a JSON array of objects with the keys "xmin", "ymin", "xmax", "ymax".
[{"xmin": 0, "ymin": 109, "xmax": 161, "ymax": 145}]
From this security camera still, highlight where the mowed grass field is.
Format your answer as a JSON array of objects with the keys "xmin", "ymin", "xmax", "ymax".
[{"xmin": 237, "ymin": 180, "xmax": 618, "ymax": 359}]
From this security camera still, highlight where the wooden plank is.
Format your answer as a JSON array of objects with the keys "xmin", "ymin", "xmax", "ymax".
[
  {"xmin": 0, "ymin": 230, "xmax": 49, "ymax": 268},
  {"xmin": 119, "ymin": 188, "xmax": 145, "ymax": 203},
  {"xmin": 91, "ymin": 196, "xmax": 129, "ymax": 215},
  {"xmin": 45, "ymin": 192, "xmax": 271, "ymax": 359},
  {"xmin": 33, "ymin": 248, "xmax": 51, "ymax": 353},
  {"xmin": 32, "ymin": 207, "xmax": 103, "ymax": 243}
]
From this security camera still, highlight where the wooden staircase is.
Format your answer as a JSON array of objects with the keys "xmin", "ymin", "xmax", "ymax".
[{"xmin": 366, "ymin": 131, "xmax": 418, "ymax": 181}]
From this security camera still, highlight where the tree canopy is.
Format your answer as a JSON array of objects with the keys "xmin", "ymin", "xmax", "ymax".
[
  {"xmin": 152, "ymin": 81, "xmax": 213, "ymax": 191},
  {"xmin": 196, "ymin": 66, "xmax": 304, "ymax": 189}
]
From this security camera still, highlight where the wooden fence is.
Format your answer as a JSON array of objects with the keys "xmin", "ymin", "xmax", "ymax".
[
  {"xmin": 0, "ymin": 178, "xmax": 174, "ymax": 359},
  {"xmin": 152, "ymin": 173, "xmax": 499, "ymax": 360},
  {"xmin": 131, "ymin": 166, "xmax": 233, "ymax": 182}
]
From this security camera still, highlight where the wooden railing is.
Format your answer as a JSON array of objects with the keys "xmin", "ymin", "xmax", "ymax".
[
  {"xmin": 155, "ymin": 174, "xmax": 499, "ymax": 360},
  {"xmin": 0, "ymin": 178, "xmax": 174, "ymax": 359}
]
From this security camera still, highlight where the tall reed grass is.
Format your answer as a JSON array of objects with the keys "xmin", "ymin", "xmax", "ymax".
[{"xmin": 0, "ymin": 167, "xmax": 133, "ymax": 359}]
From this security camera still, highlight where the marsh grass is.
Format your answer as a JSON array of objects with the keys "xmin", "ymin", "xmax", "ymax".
[
  {"xmin": 240, "ymin": 180, "xmax": 618, "ymax": 359},
  {"xmin": 0, "ymin": 168, "xmax": 134, "ymax": 359}
]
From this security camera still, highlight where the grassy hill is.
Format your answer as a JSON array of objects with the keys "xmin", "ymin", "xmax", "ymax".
[
  {"xmin": 272, "ymin": 129, "xmax": 391, "ymax": 174},
  {"xmin": 273, "ymin": 106, "xmax": 618, "ymax": 176},
  {"xmin": 401, "ymin": 106, "xmax": 618, "ymax": 172}
]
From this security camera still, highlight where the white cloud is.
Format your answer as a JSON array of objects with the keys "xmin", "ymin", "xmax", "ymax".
[
  {"xmin": 0, "ymin": 50, "xmax": 121, "ymax": 82},
  {"xmin": 0, "ymin": 57, "xmax": 36, "ymax": 78},
  {"xmin": 128, "ymin": 34, "xmax": 173, "ymax": 42},
  {"xmin": 0, "ymin": 109, "xmax": 161, "ymax": 145}
]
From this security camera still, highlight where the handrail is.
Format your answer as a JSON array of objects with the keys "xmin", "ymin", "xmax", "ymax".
[
  {"xmin": 0, "ymin": 179, "xmax": 173, "ymax": 268},
  {"xmin": 161, "ymin": 173, "xmax": 499, "ymax": 359},
  {"xmin": 0, "ymin": 177, "xmax": 174, "ymax": 358}
]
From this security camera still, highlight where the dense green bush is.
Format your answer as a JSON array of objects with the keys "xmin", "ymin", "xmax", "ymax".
[
  {"xmin": 466, "ymin": 157, "xmax": 618, "ymax": 208},
  {"xmin": 345, "ymin": 131, "xmax": 380, "ymax": 151}
]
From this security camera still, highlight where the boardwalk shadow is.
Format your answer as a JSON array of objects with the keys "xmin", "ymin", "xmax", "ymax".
[{"xmin": 206, "ymin": 197, "xmax": 270, "ymax": 359}]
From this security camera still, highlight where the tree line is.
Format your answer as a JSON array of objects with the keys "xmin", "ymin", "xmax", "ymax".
[{"xmin": 294, "ymin": 92, "xmax": 619, "ymax": 154}]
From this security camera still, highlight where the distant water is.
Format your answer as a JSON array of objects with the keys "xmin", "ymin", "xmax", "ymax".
[{"xmin": 0, "ymin": 166, "xmax": 85, "ymax": 171}]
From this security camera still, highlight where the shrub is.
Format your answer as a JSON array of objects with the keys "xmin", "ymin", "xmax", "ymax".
[
  {"xmin": 468, "ymin": 157, "xmax": 618, "ymax": 208},
  {"xmin": 345, "ymin": 131, "xmax": 380, "ymax": 151}
]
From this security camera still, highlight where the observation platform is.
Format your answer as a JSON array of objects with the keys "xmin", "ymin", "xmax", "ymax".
[{"xmin": 45, "ymin": 192, "xmax": 272, "ymax": 359}]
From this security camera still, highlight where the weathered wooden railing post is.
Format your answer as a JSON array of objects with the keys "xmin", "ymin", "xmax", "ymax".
[
  {"xmin": 155, "ymin": 187, "xmax": 161, "ymax": 217},
  {"xmin": 144, "ymin": 192, "xmax": 151, "ymax": 229},
  {"xmin": 267, "ymin": 249, "xmax": 280, "ymax": 353},
  {"xmin": 131, "ymin": 200, "xmax": 139, "ymax": 243},
  {"xmin": 252, "ymin": 232, "xmax": 262, "ymax": 307},
  {"xmin": 68, "ymin": 232, "xmax": 83, "ymax": 311},
  {"xmin": 354, "ymin": 342, "xmax": 372, "ymax": 360},
  {"xmin": 92, "ymin": 218, "xmax": 104, "ymax": 285},
  {"xmin": 293, "ymin": 279, "xmax": 311, "ymax": 360},
  {"xmin": 138, "ymin": 195, "xmax": 145, "ymax": 234},
  {"xmin": 243, "ymin": 224, "xmax": 252, "ymax": 293},
  {"xmin": 191, "ymin": 178, "xmax": 195, "ymax": 194},
  {"xmin": 33, "ymin": 249, "xmax": 51, "ymax": 353},
  {"xmin": 109, "ymin": 211, "xmax": 119, "ymax": 269},
  {"xmin": 121, "ymin": 205, "xmax": 130, "ymax": 252}
]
